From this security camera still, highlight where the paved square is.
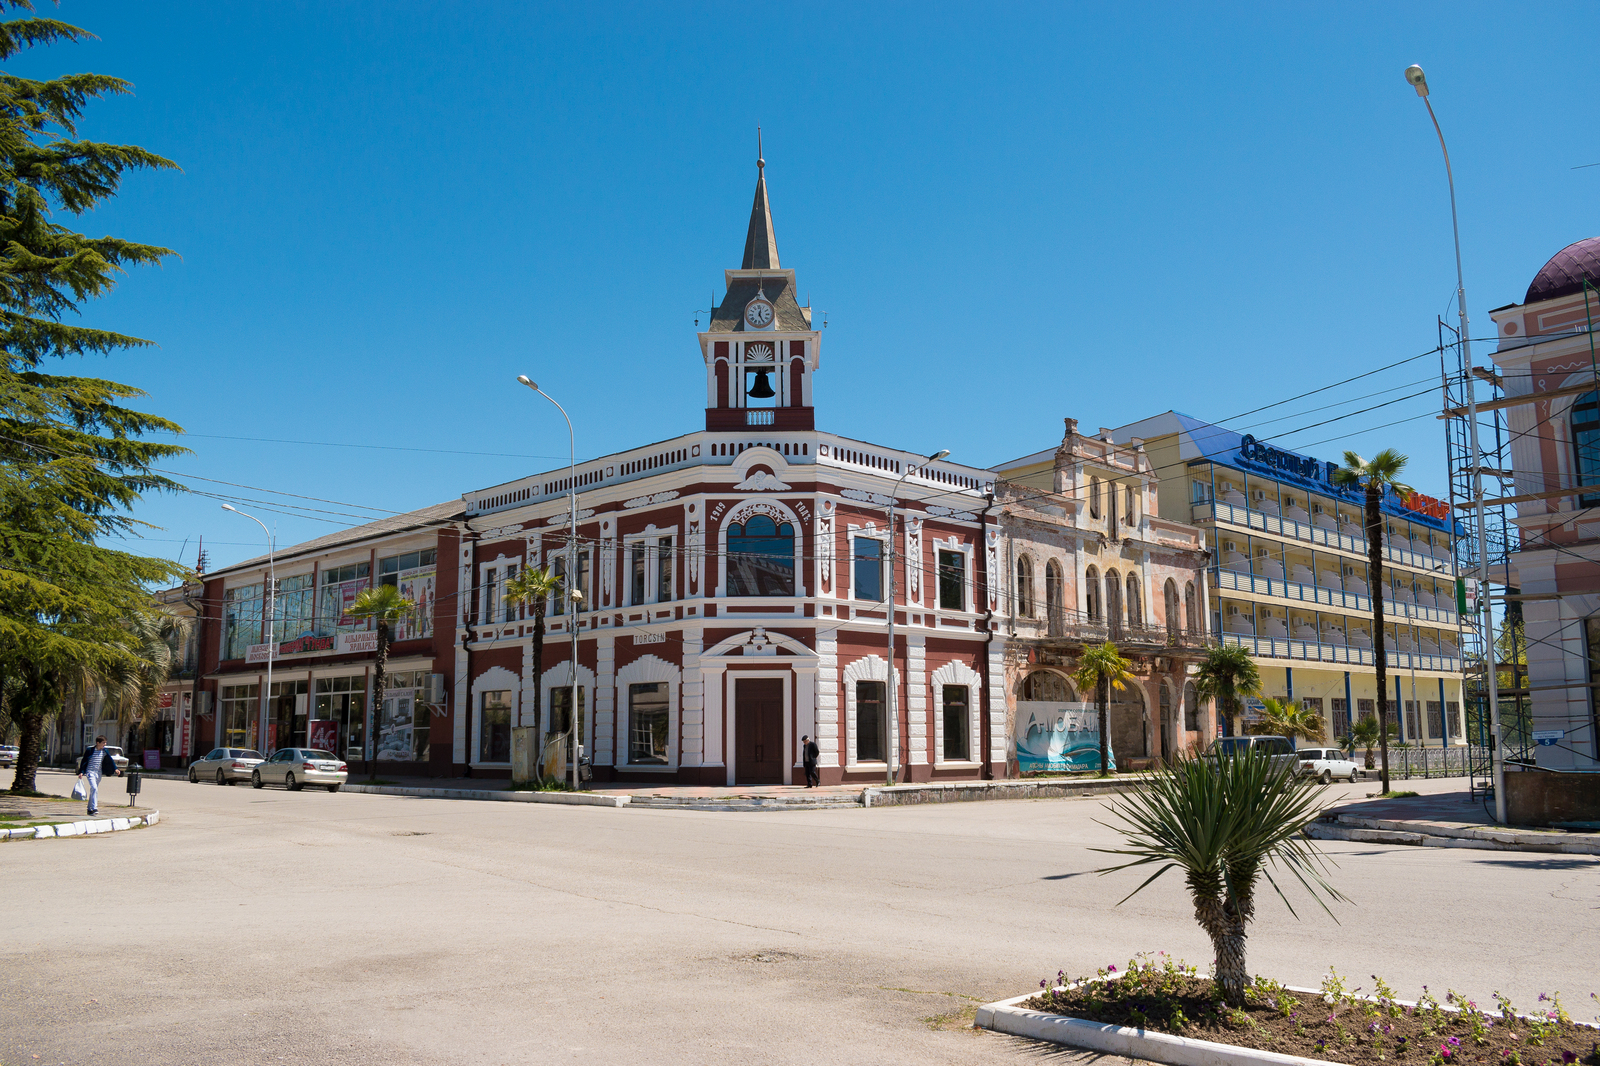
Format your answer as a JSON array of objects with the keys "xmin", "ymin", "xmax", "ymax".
[{"xmin": 4, "ymin": 772, "xmax": 1596, "ymax": 1065}]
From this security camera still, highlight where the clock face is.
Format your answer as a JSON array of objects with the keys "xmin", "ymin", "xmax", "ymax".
[{"xmin": 744, "ymin": 299, "xmax": 773, "ymax": 328}]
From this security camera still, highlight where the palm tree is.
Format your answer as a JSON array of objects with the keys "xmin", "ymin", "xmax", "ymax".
[
  {"xmin": 1254, "ymin": 697, "xmax": 1323, "ymax": 748},
  {"xmin": 1332, "ymin": 450, "xmax": 1413, "ymax": 794},
  {"xmin": 344, "ymin": 584, "xmax": 416, "ymax": 781},
  {"xmin": 1073, "ymin": 642, "xmax": 1136, "ymax": 776},
  {"xmin": 502, "ymin": 566, "xmax": 561, "ymax": 782},
  {"xmin": 1345, "ymin": 715, "xmax": 1394, "ymax": 771},
  {"xmin": 1096, "ymin": 753, "xmax": 1347, "ymax": 1006},
  {"xmin": 1193, "ymin": 643, "xmax": 1262, "ymax": 739}
]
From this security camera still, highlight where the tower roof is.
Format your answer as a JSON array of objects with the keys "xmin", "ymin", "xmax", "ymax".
[{"xmin": 740, "ymin": 131, "xmax": 779, "ymax": 270}]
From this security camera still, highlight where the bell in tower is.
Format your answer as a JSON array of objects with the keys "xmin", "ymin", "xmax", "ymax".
[{"xmin": 698, "ymin": 134, "xmax": 822, "ymax": 433}]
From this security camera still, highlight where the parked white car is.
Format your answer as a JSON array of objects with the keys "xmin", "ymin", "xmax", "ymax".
[
  {"xmin": 0, "ymin": 744, "xmax": 18, "ymax": 768},
  {"xmin": 1295, "ymin": 746, "xmax": 1360, "ymax": 784},
  {"xmin": 251, "ymin": 748, "xmax": 348, "ymax": 792}
]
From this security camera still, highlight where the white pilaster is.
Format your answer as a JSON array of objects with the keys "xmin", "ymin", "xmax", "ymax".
[
  {"xmin": 906, "ymin": 634, "xmax": 928, "ymax": 766},
  {"xmin": 680, "ymin": 630, "xmax": 704, "ymax": 766},
  {"xmin": 815, "ymin": 631, "xmax": 839, "ymax": 767},
  {"xmin": 595, "ymin": 634, "xmax": 616, "ymax": 766}
]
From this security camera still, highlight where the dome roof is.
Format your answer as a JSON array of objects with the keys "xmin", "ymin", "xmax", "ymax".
[{"xmin": 1526, "ymin": 237, "xmax": 1600, "ymax": 304}]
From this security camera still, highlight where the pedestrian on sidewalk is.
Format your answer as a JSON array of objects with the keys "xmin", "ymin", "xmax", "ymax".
[
  {"xmin": 801, "ymin": 734, "xmax": 820, "ymax": 788},
  {"xmin": 76, "ymin": 735, "xmax": 120, "ymax": 816}
]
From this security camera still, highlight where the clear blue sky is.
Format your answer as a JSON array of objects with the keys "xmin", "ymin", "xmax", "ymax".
[{"xmin": 20, "ymin": 2, "xmax": 1600, "ymax": 570}]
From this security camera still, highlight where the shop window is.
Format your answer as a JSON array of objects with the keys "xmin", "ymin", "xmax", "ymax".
[
  {"xmin": 942, "ymin": 685, "xmax": 969, "ymax": 760},
  {"xmin": 220, "ymin": 683, "xmax": 259, "ymax": 749},
  {"xmin": 379, "ymin": 549, "xmax": 436, "ymax": 639},
  {"xmin": 727, "ymin": 515, "xmax": 795, "ymax": 596},
  {"xmin": 319, "ymin": 563, "xmax": 371, "ymax": 633},
  {"xmin": 267, "ymin": 679, "xmax": 309, "ymax": 751},
  {"xmin": 548, "ymin": 685, "xmax": 586, "ymax": 741},
  {"xmin": 938, "ymin": 550, "xmax": 965, "ymax": 611},
  {"xmin": 628, "ymin": 682, "xmax": 670, "ymax": 765},
  {"xmin": 275, "ymin": 574, "xmax": 315, "ymax": 643},
  {"xmin": 479, "ymin": 690, "xmax": 511, "ymax": 762},
  {"xmin": 378, "ymin": 670, "xmax": 430, "ymax": 762},
  {"xmin": 224, "ymin": 584, "xmax": 263, "ymax": 661},
  {"xmin": 856, "ymin": 680, "xmax": 885, "ymax": 762},
  {"xmin": 313, "ymin": 675, "xmax": 366, "ymax": 760},
  {"xmin": 854, "ymin": 537, "xmax": 883, "ymax": 602}
]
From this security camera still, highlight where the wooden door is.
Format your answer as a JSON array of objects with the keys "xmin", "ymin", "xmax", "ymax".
[{"xmin": 734, "ymin": 678, "xmax": 784, "ymax": 784}]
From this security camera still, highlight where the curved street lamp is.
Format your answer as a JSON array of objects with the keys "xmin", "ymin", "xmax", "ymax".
[{"xmin": 884, "ymin": 449, "xmax": 951, "ymax": 786}]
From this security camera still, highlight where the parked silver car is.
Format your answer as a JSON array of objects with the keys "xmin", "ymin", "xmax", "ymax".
[
  {"xmin": 189, "ymin": 747, "xmax": 265, "ymax": 785},
  {"xmin": 1295, "ymin": 746, "xmax": 1361, "ymax": 784},
  {"xmin": 1202, "ymin": 735, "xmax": 1298, "ymax": 775},
  {"xmin": 0, "ymin": 744, "xmax": 18, "ymax": 768},
  {"xmin": 101, "ymin": 745, "xmax": 130, "ymax": 772},
  {"xmin": 251, "ymin": 748, "xmax": 348, "ymax": 792}
]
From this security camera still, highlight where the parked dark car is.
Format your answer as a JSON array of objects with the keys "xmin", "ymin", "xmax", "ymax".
[{"xmin": 1201, "ymin": 735, "xmax": 1298, "ymax": 775}]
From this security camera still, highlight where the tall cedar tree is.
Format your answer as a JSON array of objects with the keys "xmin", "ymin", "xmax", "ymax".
[{"xmin": 0, "ymin": 4, "xmax": 186, "ymax": 792}]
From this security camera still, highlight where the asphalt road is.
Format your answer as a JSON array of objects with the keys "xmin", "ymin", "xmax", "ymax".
[{"xmin": 4, "ymin": 771, "xmax": 1597, "ymax": 1066}]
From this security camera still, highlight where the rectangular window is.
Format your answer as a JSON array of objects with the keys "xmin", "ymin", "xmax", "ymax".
[
  {"xmin": 502, "ymin": 563, "xmax": 517, "ymax": 622},
  {"xmin": 1357, "ymin": 698, "xmax": 1375, "ymax": 720},
  {"xmin": 1331, "ymin": 698, "xmax": 1350, "ymax": 740},
  {"xmin": 631, "ymin": 545, "xmax": 647, "ymax": 606},
  {"xmin": 379, "ymin": 548, "xmax": 436, "ymax": 640},
  {"xmin": 657, "ymin": 537, "xmax": 674, "ymax": 602},
  {"xmin": 1404, "ymin": 700, "xmax": 1420, "ymax": 740},
  {"xmin": 482, "ymin": 567, "xmax": 500, "ymax": 625},
  {"xmin": 275, "ymin": 574, "xmax": 316, "ymax": 642},
  {"xmin": 312, "ymin": 675, "xmax": 366, "ymax": 759},
  {"xmin": 854, "ymin": 538, "xmax": 883, "ymax": 602},
  {"xmin": 1448, "ymin": 701, "xmax": 1462, "ymax": 741},
  {"xmin": 628, "ymin": 682, "xmax": 670, "ymax": 765},
  {"xmin": 942, "ymin": 685, "xmax": 969, "ymax": 760},
  {"xmin": 1426, "ymin": 700, "xmax": 1443, "ymax": 738},
  {"xmin": 938, "ymin": 550, "xmax": 965, "ymax": 611},
  {"xmin": 220, "ymin": 683, "xmax": 260, "ymax": 749},
  {"xmin": 551, "ymin": 557, "xmax": 566, "ymax": 616},
  {"xmin": 478, "ymin": 690, "xmax": 511, "ymax": 762},
  {"xmin": 856, "ymin": 681, "xmax": 885, "ymax": 762},
  {"xmin": 548, "ymin": 686, "xmax": 586, "ymax": 740},
  {"xmin": 318, "ymin": 562, "xmax": 372, "ymax": 633},
  {"xmin": 223, "ymin": 584, "xmax": 264, "ymax": 660},
  {"xmin": 1301, "ymin": 696, "xmax": 1323, "ymax": 729}
]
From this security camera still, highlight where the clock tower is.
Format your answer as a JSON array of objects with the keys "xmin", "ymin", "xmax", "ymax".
[{"xmin": 701, "ymin": 143, "xmax": 820, "ymax": 432}]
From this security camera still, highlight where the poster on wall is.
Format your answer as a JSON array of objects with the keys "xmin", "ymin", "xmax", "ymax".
[
  {"xmin": 1015, "ymin": 701, "xmax": 1114, "ymax": 773},
  {"xmin": 393, "ymin": 568, "xmax": 435, "ymax": 641},
  {"xmin": 376, "ymin": 691, "xmax": 415, "ymax": 760},
  {"xmin": 336, "ymin": 578, "xmax": 371, "ymax": 627},
  {"xmin": 308, "ymin": 720, "xmax": 339, "ymax": 752}
]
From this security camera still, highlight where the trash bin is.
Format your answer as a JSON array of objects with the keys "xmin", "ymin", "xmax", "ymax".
[{"xmin": 125, "ymin": 767, "xmax": 142, "ymax": 806}]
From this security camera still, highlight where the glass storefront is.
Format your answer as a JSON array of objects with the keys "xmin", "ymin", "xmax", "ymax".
[
  {"xmin": 312, "ymin": 675, "xmax": 366, "ymax": 761},
  {"xmin": 221, "ymin": 683, "xmax": 259, "ymax": 749},
  {"xmin": 268, "ymin": 679, "xmax": 309, "ymax": 751},
  {"xmin": 376, "ymin": 670, "xmax": 431, "ymax": 762}
]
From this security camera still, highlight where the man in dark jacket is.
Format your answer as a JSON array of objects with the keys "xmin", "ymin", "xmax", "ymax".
[
  {"xmin": 801, "ymin": 734, "xmax": 820, "ymax": 788},
  {"xmin": 77, "ymin": 735, "xmax": 120, "ymax": 815}
]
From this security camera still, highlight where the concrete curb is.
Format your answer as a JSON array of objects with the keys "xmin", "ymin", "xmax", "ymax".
[
  {"xmin": 0, "ymin": 810, "xmax": 160, "ymax": 841},
  {"xmin": 339, "ymin": 783, "xmax": 629, "ymax": 807},
  {"xmin": 977, "ymin": 989, "xmax": 1332, "ymax": 1066},
  {"xmin": 863, "ymin": 777, "xmax": 1139, "ymax": 807},
  {"xmin": 628, "ymin": 794, "xmax": 862, "ymax": 811},
  {"xmin": 1307, "ymin": 818, "xmax": 1600, "ymax": 855}
]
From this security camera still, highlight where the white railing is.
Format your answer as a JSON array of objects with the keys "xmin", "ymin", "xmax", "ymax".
[
  {"xmin": 1195, "ymin": 501, "xmax": 1452, "ymax": 574},
  {"xmin": 1220, "ymin": 632, "xmax": 1462, "ymax": 672},
  {"xmin": 1212, "ymin": 568, "xmax": 1459, "ymax": 626}
]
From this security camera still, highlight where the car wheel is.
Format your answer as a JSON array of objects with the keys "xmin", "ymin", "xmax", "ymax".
[
  {"xmin": 326, "ymin": 784, "xmax": 340, "ymax": 793},
  {"xmin": 252, "ymin": 770, "xmax": 263, "ymax": 789},
  {"xmin": 188, "ymin": 767, "xmax": 198, "ymax": 783},
  {"xmin": 1319, "ymin": 769, "xmax": 1332, "ymax": 785},
  {"xmin": 286, "ymin": 772, "xmax": 299, "ymax": 792},
  {"xmin": 1350, "ymin": 770, "xmax": 1360, "ymax": 783},
  {"xmin": 216, "ymin": 768, "xmax": 228, "ymax": 786}
]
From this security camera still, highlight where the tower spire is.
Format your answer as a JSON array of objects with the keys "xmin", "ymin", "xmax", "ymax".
[{"xmin": 741, "ymin": 127, "xmax": 779, "ymax": 270}]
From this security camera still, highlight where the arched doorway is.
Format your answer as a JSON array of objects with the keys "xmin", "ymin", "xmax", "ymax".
[{"xmin": 1109, "ymin": 679, "xmax": 1146, "ymax": 760}]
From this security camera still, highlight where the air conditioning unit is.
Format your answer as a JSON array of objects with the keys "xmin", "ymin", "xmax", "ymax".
[
  {"xmin": 1312, "ymin": 503, "xmax": 1324, "ymax": 514},
  {"xmin": 1224, "ymin": 540, "xmax": 1237, "ymax": 552},
  {"xmin": 426, "ymin": 673, "xmax": 447, "ymax": 706}
]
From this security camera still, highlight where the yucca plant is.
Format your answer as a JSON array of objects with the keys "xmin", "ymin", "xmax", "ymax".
[{"xmin": 1095, "ymin": 752, "xmax": 1346, "ymax": 1006}]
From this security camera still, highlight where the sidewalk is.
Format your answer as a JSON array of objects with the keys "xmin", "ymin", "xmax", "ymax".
[
  {"xmin": 0, "ymin": 788, "xmax": 160, "ymax": 841},
  {"xmin": 1308, "ymin": 785, "xmax": 1600, "ymax": 856}
]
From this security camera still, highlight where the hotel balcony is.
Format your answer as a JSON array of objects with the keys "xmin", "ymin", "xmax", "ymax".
[
  {"xmin": 1194, "ymin": 499, "xmax": 1453, "ymax": 575},
  {"xmin": 1219, "ymin": 631, "xmax": 1462, "ymax": 673},
  {"xmin": 1211, "ymin": 565, "xmax": 1460, "ymax": 627}
]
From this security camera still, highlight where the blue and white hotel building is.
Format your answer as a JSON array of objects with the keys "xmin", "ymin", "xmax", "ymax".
[{"xmin": 1111, "ymin": 413, "xmax": 1468, "ymax": 745}]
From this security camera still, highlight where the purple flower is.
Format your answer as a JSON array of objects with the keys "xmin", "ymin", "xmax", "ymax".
[
  {"xmin": 1561, "ymin": 1052, "xmax": 1577, "ymax": 1064},
  {"xmin": 1040, "ymin": 979, "xmax": 1047, "ymax": 989},
  {"xmin": 1449, "ymin": 1037, "xmax": 1462, "ymax": 1047},
  {"xmin": 1108, "ymin": 965, "xmax": 1117, "ymax": 973},
  {"xmin": 1538, "ymin": 994, "xmax": 1549, "ymax": 1003}
]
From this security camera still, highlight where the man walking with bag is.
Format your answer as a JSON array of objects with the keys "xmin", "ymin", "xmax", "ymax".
[{"xmin": 76, "ymin": 735, "xmax": 120, "ymax": 816}]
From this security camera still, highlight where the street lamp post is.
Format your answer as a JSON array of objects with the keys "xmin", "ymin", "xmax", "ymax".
[
  {"xmin": 884, "ymin": 449, "xmax": 950, "ymax": 787},
  {"xmin": 518, "ymin": 375, "xmax": 583, "ymax": 791},
  {"xmin": 1405, "ymin": 64, "xmax": 1506, "ymax": 822},
  {"xmin": 221, "ymin": 505, "xmax": 274, "ymax": 754}
]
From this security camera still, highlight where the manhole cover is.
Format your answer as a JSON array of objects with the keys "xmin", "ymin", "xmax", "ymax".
[{"xmin": 736, "ymin": 950, "xmax": 802, "ymax": 964}]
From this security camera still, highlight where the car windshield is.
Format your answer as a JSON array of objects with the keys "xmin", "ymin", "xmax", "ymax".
[
  {"xmin": 1259, "ymin": 739, "xmax": 1292, "ymax": 756},
  {"xmin": 1299, "ymin": 750, "xmax": 1324, "ymax": 759},
  {"xmin": 1209, "ymin": 738, "xmax": 1252, "ymax": 756},
  {"xmin": 304, "ymin": 750, "xmax": 337, "ymax": 761}
]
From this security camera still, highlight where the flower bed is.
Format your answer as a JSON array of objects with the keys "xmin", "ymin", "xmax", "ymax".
[{"xmin": 1022, "ymin": 954, "xmax": 1598, "ymax": 1066}]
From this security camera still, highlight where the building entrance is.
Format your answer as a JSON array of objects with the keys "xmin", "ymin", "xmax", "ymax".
[{"xmin": 734, "ymin": 678, "xmax": 783, "ymax": 784}]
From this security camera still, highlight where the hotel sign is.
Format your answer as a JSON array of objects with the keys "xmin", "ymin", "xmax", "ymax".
[
  {"xmin": 1238, "ymin": 435, "xmax": 1335, "ymax": 484},
  {"xmin": 1402, "ymin": 491, "xmax": 1449, "ymax": 520}
]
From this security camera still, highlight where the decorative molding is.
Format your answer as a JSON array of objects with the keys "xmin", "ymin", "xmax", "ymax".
[
  {"xmin": 624, "ymin": 489, "xmax": 681, "ymax": 510},
  {"xmin": 545, "ymin": 508, "xmax": 596, "ymax": 527},
  {"xmin": 819, "ymin": 499, "xmax": 835, "ymax": 588},
  {"xmin": 927, "ymin": 505, "xmax": 979, "ymax": 521},
  {"xmin": 734, "ymin": 470, "xmax": 792, "ymax": 491},
  {"xmin": 478, "ymin": 524, "xmax": 525, "ymax": 540},
  {"xmin": 686, "ymin": 501, "xmax": 704, "ymax": 596},
  {"xmin": 842, "ymin": 488, "xmax": 892, "ymax": 506},
  {"xmin": 906, "ymin": 516, "xmax": 923, "ymax": 602},
  {"xmin": 724, "ymin": 498, "xmax": 796, "ymax": 527}
]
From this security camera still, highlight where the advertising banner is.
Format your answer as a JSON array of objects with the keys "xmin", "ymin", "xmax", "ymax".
[
  {"xmin": 1016, "ymin": 701, "xmax": 1113, "ymax": 773},
  {"xmin": 337, "ymin": 631, "xmax": 379, "ymax": 654},
  {"xmin": 180, "ymin": 698, "xmax": 192, "ymax": 758},
  {"xmin": 336, "ymin": 578, "xmax": 371, "ymax": 627},
  {"xmin": 393, "ymin": 567, "xmax": 436, "ymax": 641},
  {"xmin": 245, "ymin": 643, "xmax": 277, "ymax": 663},
  {"xmin": 308, "ymin": 720, "xmax": 339, "ymax": 752}
]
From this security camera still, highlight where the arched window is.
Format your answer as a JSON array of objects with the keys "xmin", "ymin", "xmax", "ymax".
[
  {"xmin": 1089, "ymin": 478, "xmax": 1102, "ymax": 519},
  {"xmin": 1126, "ymin": 573, "xmax": 1141, "ymax": 626},
  {"xmin": 1016, "ymin": 555, "xmax": 1034, "ymax": 618},
  {"xmin": 1045, "ymin": 559, "xmax": 1064, "ymax": 633},
  {"xmin": 726, "ymin": 515, "xmax": 795, "ymax": 596},
  {"xmin": 1164, "ymin": 579, "xmax": 1180, "ymax": 638},
  {"xmin": 1105, "ymin": 569, "xmax": 1122, "ymax": 634},
  {"xmin": 1083, "ymin": 565, "xmax": 1100, "ymax": 621},
  {"xmin": 1574, "ymin": 391, "xmax": 1600, "ymax": 507},
  {"xmin": 1184, "ymin": 581, "xmax": 1197, "ymax": 633},
  {"xmin": 1020, "ymin": 670, "xmax": 1072, "ymax": 702},
  {"xmin": 1183, "ymin": 680, "xmax": 1199, "ymax": 732}
]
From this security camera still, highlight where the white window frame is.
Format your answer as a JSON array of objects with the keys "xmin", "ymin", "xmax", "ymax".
[
  {"xmin": 931, "ymin": 536, "xmax": 975, "ymax": 614},
  {"xmin": 931, "ymin": 659, "xmax": 983, "ymax": 766},
  {"xmin": 842, "ymin": 655, "xmax": 898, "ymax": 768},
  {"xmin": 615, "ymin": 653, "xmax": 680, "ymax": 770},
  {"xmin": 847, "ymin": 524, "xmax": 885, "ymax": 604},
  {"xmin": 621, "ymin": 524, "xmax": 681, "ymax": 608},
  {"xmin": 469, "ymin": 665, "xmax": 519, "ymax": 766}
]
